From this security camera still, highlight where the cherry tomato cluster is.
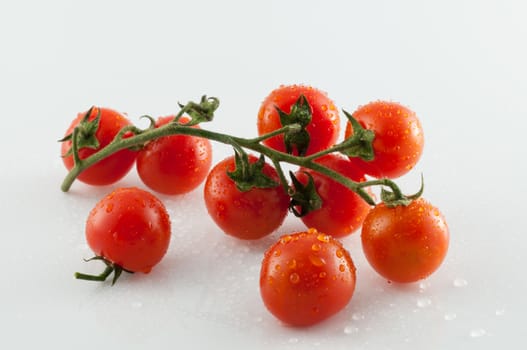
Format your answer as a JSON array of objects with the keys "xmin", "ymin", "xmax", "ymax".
[{"xmin": 61, "ymin": 85, "xmax": 449, "ymax": 327}]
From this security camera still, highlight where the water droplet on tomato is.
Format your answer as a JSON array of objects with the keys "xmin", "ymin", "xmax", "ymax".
[
  {"xmin": 336, "ymin": 249, "xmax": 344, "ymax": 258},
  {"xmin": 273, "ymin": 249, "xmax": 281, "ymax": 257},
  {"xmin": 321, "ymin": 104, "xmax": 328, "ymax": 111},
  {"xmin": 338, "ymin": 264, "xmax": 346, "ymax": 272},
  {"xmin": 288, "ymin": 259, "xmax": 297, "ymax": 269},
  {"xmin": 316, "ymin": 233, "xmax": 330, "ymax": 243},
  {"xmin": 105, "ymin": 203, "xmax": 113, "ymax": 213},
  {"xmin": 280, "ymin": 235, "xmax": 292, "ymax": 244},
  {"xmin": 309, "ymin": 255, "xmax": 326, "ymax": 267},
  {"xmin": 274, "ymin": 264, "xmax": 281, "ymax": 271},
  {"xmin": 289, "ymin": 272, "xmax": 300, "ymax": 284},
  {"xmin": 311, "ymin": 243, "xmax": 321, "ymax": 252}
]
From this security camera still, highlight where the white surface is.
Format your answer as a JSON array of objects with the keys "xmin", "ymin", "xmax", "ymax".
[{"xmin": 1, "ymin": 0, "xmax": 526, "ymax": 349}]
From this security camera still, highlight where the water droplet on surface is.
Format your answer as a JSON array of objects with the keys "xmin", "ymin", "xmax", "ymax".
[
  {"xmin": 344, "ymin": 325, "xmax": 359, "ymax": 335},
  {"xmin": 453, "ymin": 278, "xmax": 468, "ymax": 287},
  {"xmin": 351, "ymin": 312, "xmax": 365, "ymax": 321},
  {"xmin": 417, "ymin": 297, "xmax": 432, "ymax": 308},
  {"xmin": 444, "ymin": 313, "xmax": 457, "ymax": 321},
  {"xmin": 469, "ymin": 329, "xmax": 486, "ymax": 338},
  {"xmin": 418, "ymin": 281, "xmax": 430, "ymax": 293},
  {"xmin": 495, "ymin": 309, "xmax": 505, "ymax": 316},
  {"xmin": 131, "ymin": 301, "xmax": 143, "ymax": 308},
  {"xmin": 288, "ymin": 337, "xmax": 299, "ymax": 344}
]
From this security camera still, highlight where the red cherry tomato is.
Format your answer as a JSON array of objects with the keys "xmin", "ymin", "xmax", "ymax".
[
  {"xmin": 260, "ymin": 229, "xmax": 356, "ymax": 326},
  {"xmin": 203, "ymin": 155, "xmax": 289, "ymax": 240},
  {"xmin": 294, "ymin": 154, "xmax": 371, "ymax": 238},
  {"xmin": 361, "ymin": 198, "xmax": 449, "ymax": 283},
  {"xmin": 85, "ymin": 187, "xmax": 171, "ymax": 273},
  {"xmin": 136, "ymin": 116, "xmax": 213, "ymax": 195},
  {"xmin": 345, "ymin": 101, "xmax": 424, "ymax": 179},
  {"xmin": 61, "ymin": 107, "xmax": 137, "ymax": 186},
  {"xmin": 257, "ymin": 85, "xmax": 340, "ymax": 155}
]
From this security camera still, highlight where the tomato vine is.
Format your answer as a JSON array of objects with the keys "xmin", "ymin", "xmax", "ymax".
[{"xmin": 60, "ymin": 95, "xmax": 419, "ymax": 207}]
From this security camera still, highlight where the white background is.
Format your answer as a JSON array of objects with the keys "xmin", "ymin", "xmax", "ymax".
[{"xmin": 1, "ymin": 0, "xmax": 526, "ymax": 349}]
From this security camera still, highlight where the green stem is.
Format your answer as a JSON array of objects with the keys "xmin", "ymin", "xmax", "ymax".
[
  {"xmin": 74, "ymin": 265, "xmax": 114, "ymax": 282},
  {"xmin": 71, "ymin": 127, "xmax": 81, "ymax": 166},
  {"xmin": 61, "ymin": 105, "xmax": 407, "ymax": 207},
  {"xmin": 271, "ymin": 159, "xmax": 289, "ymax": 194}
]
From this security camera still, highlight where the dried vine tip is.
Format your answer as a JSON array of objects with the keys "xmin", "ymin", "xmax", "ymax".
[{"xmin": 178, "ymin": 96, "xmax": 221, "ymax": 125}]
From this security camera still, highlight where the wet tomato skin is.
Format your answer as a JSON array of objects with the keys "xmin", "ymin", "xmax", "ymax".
[
  {"xmin": 260, "ymin": 229, "xmax": 356, "ymax": 326},
  {"xmin": 204, "ymin": 155, "xmax": 290, "ymax": 240},
  {"xmin": 295, "ymin": 154, "xmax": 371, "ymax": 238},
  {"xmin": 257, "ymin": 85, "xmax": 340, "ymax": 156},
  {"xmin": 61, "ymin": 107, "xmax": 137, "ymax": 186},
  {"xmin": 86, "ymin": 187, "xmax": 171, "ymax": 273},
  {"xmin": 136, "ymin": 116, "xmax": 213, "ymax": 195},
  {"xmin": 361, "ymin": 198, "xmax": 449, "ymax": 283},
  {"xmin": 345, "ymin": 101, "xmax": 424, "ymax": 179}
]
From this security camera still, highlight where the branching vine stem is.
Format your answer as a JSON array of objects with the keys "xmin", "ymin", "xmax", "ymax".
[{"xmin": 61, "ymin": 100, "xmax": 409, "ymax": 207}]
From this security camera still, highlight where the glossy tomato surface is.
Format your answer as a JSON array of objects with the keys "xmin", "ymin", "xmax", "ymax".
[
  {"xmin": 257, "ymin": 85, "xmax": 340, "ymax": 155},
  {"xmin": 260, "ymin": 229, "xmax": 356, "ymax": 326},
  {"xmin": 295, "ymin": 154, "xmax": 371, "ymax": 238},
  {"xmin": 345, "ymin": 101, "xmax": 424, "ymax": 178},
  {"xmin": 61, "ymin": 107, "xmax": 137, "ymax": 186},
  {"xmin": 86, "ymin": 187, "xmax": 171, "ymax": 273},
  {"xmin": 361, "ymin": 198, "xmax": 449, "ymax": 283},
  {"xmin": 137, "ymin": 116, "xmax": 213, "ymax": 195},
  {"xmin": 204, "ymin": 155, "xmax": 289, "ymax": 240}
]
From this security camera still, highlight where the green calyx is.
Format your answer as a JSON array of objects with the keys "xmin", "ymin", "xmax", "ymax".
[
  {"xmin": 275, "ymin": 95, "xmax": 312, "ymax": 156},
  {"xmin": 74, "ymin": 256, "xmax": 133, "ymax": 286},
  {"xmin": 59, "ymin": 106, "xmax": 101, "ymax": 157},
  {"xmin": 288, "ymin": 171, "xmax": 322, "ymax": 217},
  {"xmin": 339, "ymin": 110, "xmax": 375, "ymax": 161},
  {"xmin": 227, "ymin": 149, "xmax": 279, "ymax": 192}
]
